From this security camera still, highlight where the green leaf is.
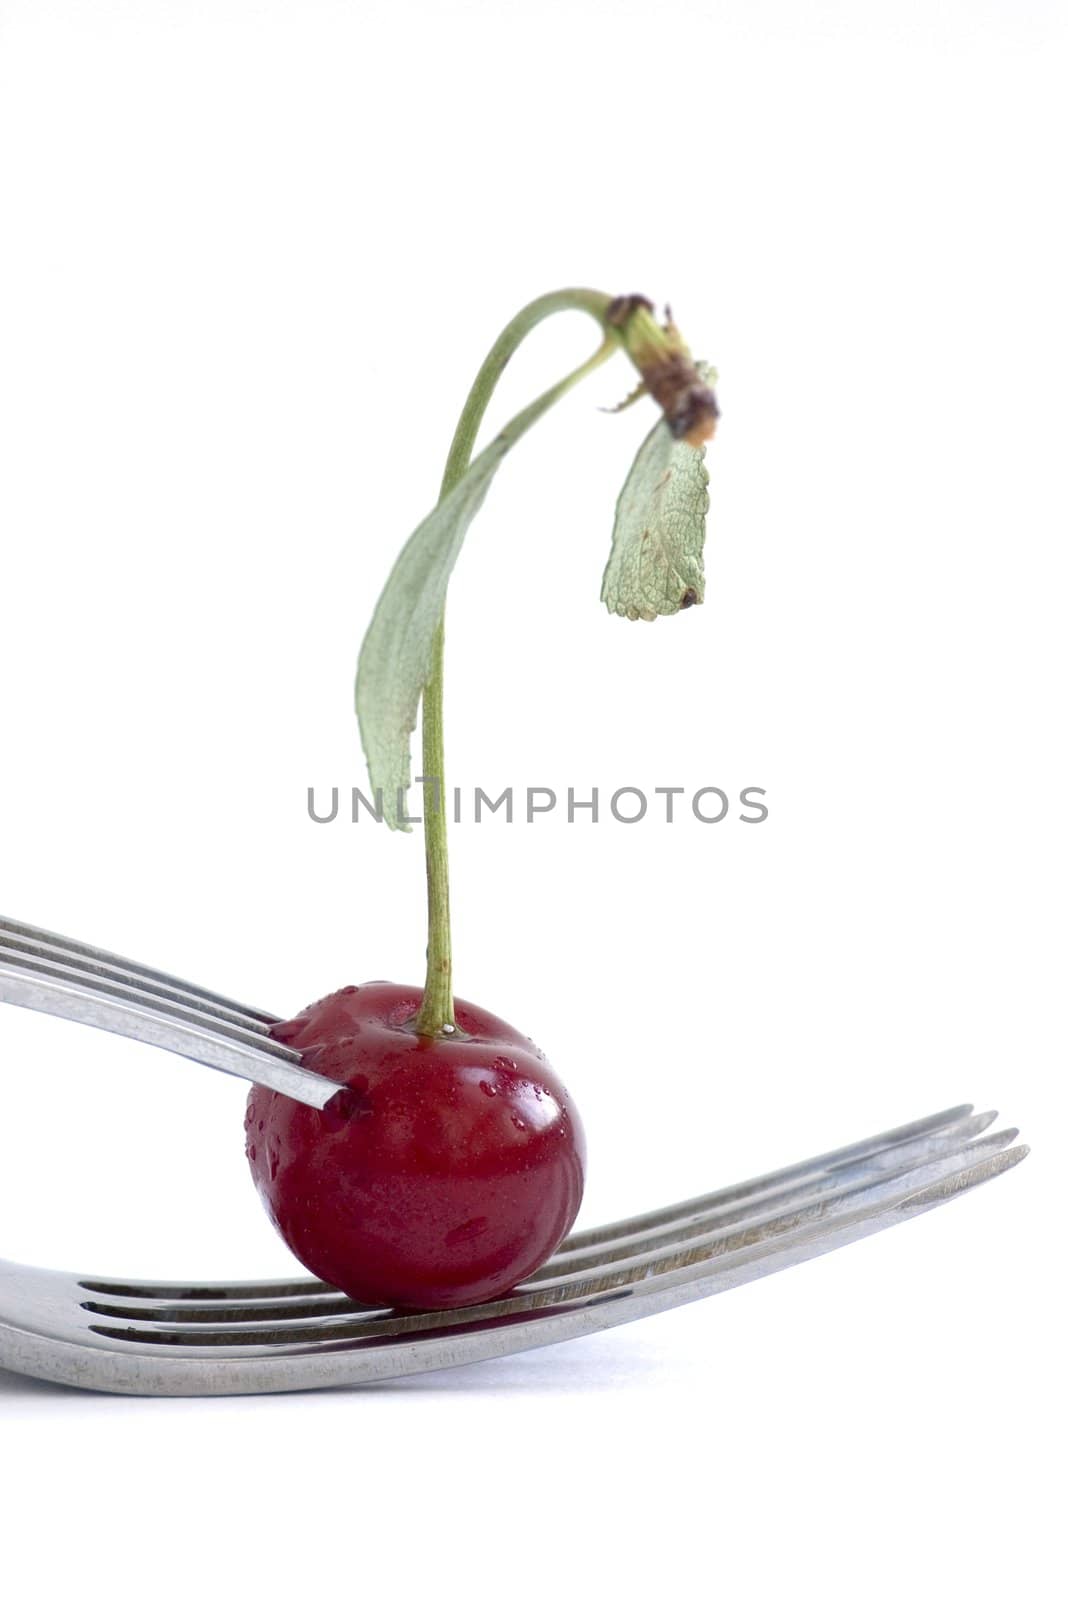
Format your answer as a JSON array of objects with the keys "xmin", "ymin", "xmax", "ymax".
[
  {"xmin": 356, "ymin": 340, "xmax": 613, "ymax": 830},
  {"xmin": 601, "ymin": 417, "xmax": 710, "ymax": 621}
]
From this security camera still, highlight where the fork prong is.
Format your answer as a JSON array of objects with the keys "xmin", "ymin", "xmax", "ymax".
[
  {"xmin": 79, "ymin": 1293, "xmax": 370, "ymax": 1323},
  {"xmin": 522, "ymin": 1116, "xmax": 1016, "ymax": 1280},
  {"xmin": 60, "ymin": 1142, "xmax": 1027, "ymax": 1395},
  {"xmin": 82, "ymin": 1114, "xmax": 1007, "ymax": 1318},
  {"xmin": 0, "ymin": 944, "xmax": 295, "ymax": 1059},
  {"xmin": 0, "ymin": 922, "xmax": 274, "ymax": 1030},
  {"xmin": 0, "ymin": 945, "xmax": 338, "ymax": 1109},
  {"xmin": 73, "ymin": 1105, "xmax": 998, "ymax": 1304},
  {"xmin": 0, "ymin": 942, "xmax": 285, "ymax": 1050},
  {"xmin": 522, "ymin": 1128, "xmax": 1022, "ymax": 1294},
  {"xmin": 76, "ymin": 1276, "xmax": 346, "ymax": 1302},
  {"xmin": 0, "ymin": 914, "xmax": 276, "ymax": 1025},
  {"xmin": 560, "ymin": 1101, "xmax": 982, "ymax": 1252},
  {"xmin": 81, "ymin": 1138, "xmax": 1028, "ymax": 1353}
]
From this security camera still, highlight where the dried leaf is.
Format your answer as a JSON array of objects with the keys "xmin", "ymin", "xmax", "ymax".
[{"xmin": 601, "ymin": 418, "xmax": 709, "ymax": 621}]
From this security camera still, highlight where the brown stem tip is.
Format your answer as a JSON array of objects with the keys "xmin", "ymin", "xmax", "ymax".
[{"xmin": 608, "ymin": 294, "xmax": 719, "ymax": 446}]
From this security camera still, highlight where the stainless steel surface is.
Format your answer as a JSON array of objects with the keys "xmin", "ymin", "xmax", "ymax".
[
  {"xmin": 0, "ymin": 915, "xmax": 338, "ymax": 1109},
  {"xmin": 0, "ymin": 915, "xmax": 1030, "ymax": 1397}
]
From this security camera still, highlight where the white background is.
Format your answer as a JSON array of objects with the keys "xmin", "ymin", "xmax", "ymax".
[{"xmin": 0, "ymin": 1, "xmax": 1064, "ymax": 1594}]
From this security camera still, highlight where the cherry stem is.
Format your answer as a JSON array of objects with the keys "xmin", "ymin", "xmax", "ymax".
[{"xmin": 411, "ymin": 287, "xmax": 617, "ymax": 1037}]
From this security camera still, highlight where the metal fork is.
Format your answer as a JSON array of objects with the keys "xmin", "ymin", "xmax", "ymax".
[{"xmin": 0, "ymin": 914, "xmax": 1028, "ymax": 1397}]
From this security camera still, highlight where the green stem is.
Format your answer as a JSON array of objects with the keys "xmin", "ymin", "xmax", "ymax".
[
  {"xmin": 413, "ymin": 617, "xmax": 453, "ymax": 1033},
  {"xmin": 437, "ymin": 288, "xmax": 614, "ymax": 498},
  {"xmin": 411, "ymin": 288, "xmax": 617, "ymax": 1037}
]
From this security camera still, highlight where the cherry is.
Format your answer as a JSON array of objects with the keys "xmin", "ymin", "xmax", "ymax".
[
  {"xmin": 243, "ymin": 291, "xmax": 712, "ymax": 1310},
  {"xmin": 246, "ymin": 982, "xmax": 586, "ymax": 1310}
]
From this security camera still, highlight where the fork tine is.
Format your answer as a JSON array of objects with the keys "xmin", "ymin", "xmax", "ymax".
[
  {"xmin": 0, "ymin": 914, "xmax": 276, "ymax": 1025},
  {"xmin": 75, "ymin": 1276, "xmax": 346, "ymax": 1302},
  {"xmin": 0, "ymin": 1116, "xmax": 1025, "ymax": 1395},
  {"xmin": 560, "ymin": 1101, "xmax": 982, "ymax": 1251},
  {"xmin": 81, "ymin": 1130, "xmax": 1019, "ymax": 1330},
  {"xmin": 81, "ymin": 1138, "xmax": 1028, "ymax": 1352},
  {"xmin": 0, "ymin": 943, "xmax": 294, "ymax": 1058},
  {"xmin": 0, "ymin": 943, "xmax": 338, "ymax": 1109},
  {"xmin": 72, "ymin": 1105, "xmax": 999, "ymax": 1304},
  {"xmin": 522, "ymin": 1128, "xmax": 1021, "ymax": 1292},
  {"xmin": 0, "ymin": 938, "xmax": 281, "ymax": 1043},
  {"xmin": 82, "ymin": 1113, "xmax": 1005, "ymax": 1317},
  {"xmin": 523, "ymin": 1116, "xmax": 1015, "ymax": 1279}
]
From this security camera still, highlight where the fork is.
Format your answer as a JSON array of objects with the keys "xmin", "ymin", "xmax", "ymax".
[{"xmin": 0, "ymin": 914, "xmax": 1028, "ymax": 1397}]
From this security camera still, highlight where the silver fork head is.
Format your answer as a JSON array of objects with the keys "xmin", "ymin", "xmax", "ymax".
[
  {"xmin": 0, "ymin": 914, "xmax": 338, "ymax": 1108},
  {"xmin": 0, "ymin": 915, "xmax": 1030, "ymax": 1396},
  {"xmin": 0, "ymin": 1104, "xmax": 1027, "ymax": 1396}
]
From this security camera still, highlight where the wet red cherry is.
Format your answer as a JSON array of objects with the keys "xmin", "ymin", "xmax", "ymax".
[{"xmin": 245, "ymin": 982, "xmax": 586, "ymax": 1310}]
